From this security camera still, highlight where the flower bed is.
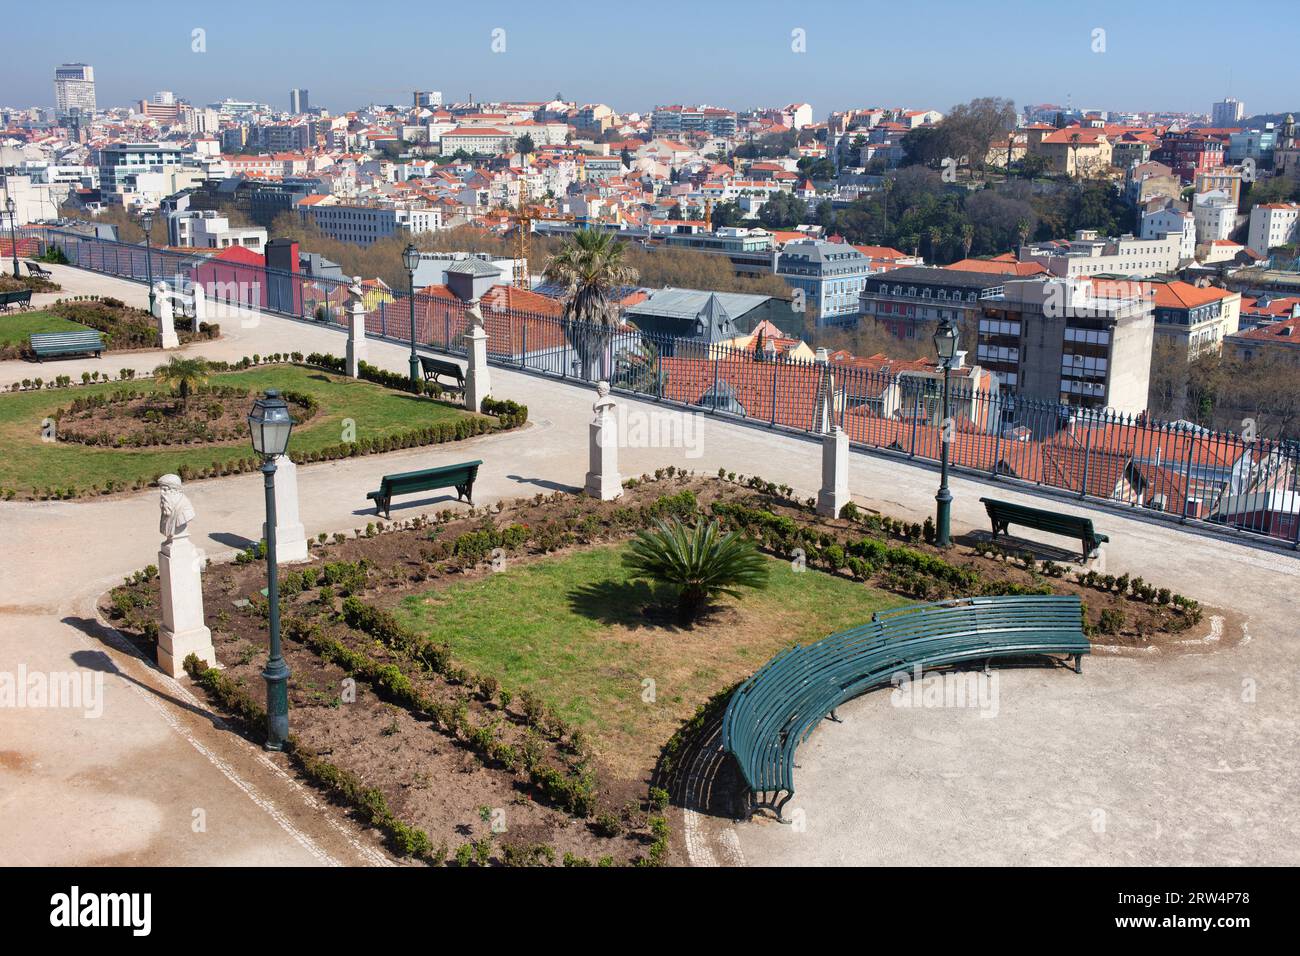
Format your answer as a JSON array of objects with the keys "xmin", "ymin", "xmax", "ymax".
[{"xmin": 102, "ymin": 472, "xmax": 1218, "ymax": 866}]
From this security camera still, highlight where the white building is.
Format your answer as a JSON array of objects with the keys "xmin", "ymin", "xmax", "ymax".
[
  {"xmin": 54, "ymin": 63, "xmax": 96, "ymax": 121},
  {"xmin": 1021, "ymin": 229, "xmax": 1186, "ymax": 278},
  {"xmin": 1247, "ymin": 203, "xmax": 1300, "ymax": 252},
  {"xmin": 1139, "ymin": 206, "xmax": 1197, "ymax": 261},
  {"xmin": 168, "ymin": 209, "xmax": 266, "ymax": 253},
  {"xmin": 1192, "ymin": 190, "xmax": 1236, "ymax": 246},
  {"xmin": 304, "ymin": 202, "xmax": 442, "ymax": 245},
  {"xmin": 1211, "ymin": 98, "xmax": 1245, "ymax": 127}
]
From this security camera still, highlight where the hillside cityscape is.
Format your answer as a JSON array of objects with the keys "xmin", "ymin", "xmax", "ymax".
[{"xmin": 0, "ymin": 7, "xmax": 1295, "ymax": 913}]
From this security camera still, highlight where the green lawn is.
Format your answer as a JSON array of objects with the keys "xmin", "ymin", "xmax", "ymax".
[
  {"xmin": 0, "ymin": 364, "xmax": 481, "ymax": 496},
  {"xmin": 395, "ymin": 544, "xmax": 907, "ymax": 775},
  {"xmin": 0, "ymin": 311, "xmax": 91, "ymax": 346}
]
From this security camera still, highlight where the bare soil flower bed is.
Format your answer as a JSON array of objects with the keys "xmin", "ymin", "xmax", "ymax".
[
  {"xmin": 53, "ymin": 385, "xmax": 317, "ymax": 448},
  {"xmin": 102, "ymin": 471, "xmax": 1221, "ymax": 866}
]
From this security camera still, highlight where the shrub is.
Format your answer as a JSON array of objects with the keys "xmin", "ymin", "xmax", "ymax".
[{"xmin": 623, "ymin": 517, "xmax": 770, "ymax": 623}]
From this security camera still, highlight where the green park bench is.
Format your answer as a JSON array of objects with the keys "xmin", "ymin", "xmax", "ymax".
[
  {"xmin": 0, "ymin": 289, "xmax": 33, "ymax": 312},
  {"xmin": 29, "ymin": 330, "xmax": 105, "ymax": 361},
  {"xmin": 25, "ymin": 261, "xmax": 53, "ymax": 279},
  {"xmin": 980, "ymin": 496, "xmax": 1108, "ymax": 562},
  {"xmin": 418, "ymin": 354, "xmax": 466, "ymax": 395},
  {"xmin": 721, "ymin": 595, "xmax": 1088, "ymax": 820},
  {"xmin": 366, "ymin": 459, "xmax": 482, "ymax": 517}
]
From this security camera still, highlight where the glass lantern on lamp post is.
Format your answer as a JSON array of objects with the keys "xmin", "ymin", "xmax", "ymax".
[
  {"xmin": 247, "ymin": 390, "xmax": 295, "ymax": 751},
  {"xmin": 933, "ymin": 317, "xmax": 959, "ymax": 547},
  {"xmin": 402, "ymin": 243, "xmax": 421, "ymax": 393},
  {"xmin": 5, "ymin": 197, "xmax": 18, "ymax": 278}
]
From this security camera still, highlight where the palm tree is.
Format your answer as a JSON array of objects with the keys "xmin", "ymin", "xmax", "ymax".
[
  {"xmin": 623, "ymin": 518, "xmax": 770, "ymax": 623},
  {"xmin": 542, "ymin": 228, "xmax": 638, "ymax": 381},
  {"xmin": 154, "ymin": 356, "xmax": 209, "ymax": 412}
]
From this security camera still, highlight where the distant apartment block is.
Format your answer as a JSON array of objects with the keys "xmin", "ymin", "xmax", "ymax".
[
  {"xmin": 1030, "ymin": 128, "xmax": 1112, "ymax": 177},
  {"xmin": 440, "ymin": 128, "xmax": 514, "ymax": 156},
  {"xmin": 1150, "ymin": 279, "xmax": 1240, "ymax": 360},
  {"xmin": 860, "ymin": 266, "xmax": 1008, "ymax": 342},
  {"xmin": 1211, "ymin": 98, "xmax": 1245, "ymax": 127},
  {"xmin": 1247, "ymin": 203, "xmax": 1300, "ymax": 252},
  {"xmin": 303, "ymin": 202, "xmax": 443, "ymax": 245},
  {"xmin": 1139, "ymin": 205, "xmax": 1197, "ymax": 261},
  {"xmin": 414, "ymin": 91, "xmax": 443, "ymax": 108},
  {"xmin": 289, "ymin": 89, "xmax": 309, "ymax": 114},
  {"xmin": 54, "ymin": 63, "xmax": 96, "ymax": 121},
  {"xmin": 776, "ymin": 239, "xmax": 875, "ymax": 329},
  {"xmin": 1020, "ymin": 229, "xmax": 1185, "ymax": 278},
  {"xmin": 96, "ymin": 142, "xmax": 187, "ymax": 192},
  {"xmin": 168, "ymin": 209, "xmax": 267, "ymax": 254},
  {"xmin": 977, "ymin": 277, "xmax": 1154, "ymax": 413},
  {"xmin": 1192, "ymin": 190, "xmax": 1236, "ymax": 246},
  {"xmin": 650, "ymin": 105, "xmax": 738, "ymax": 138},
  {"xmin": 1153, "ymin": 131, "xmax": 1225, "ymax": 184}
]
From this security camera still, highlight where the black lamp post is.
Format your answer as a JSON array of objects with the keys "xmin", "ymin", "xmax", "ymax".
[
  {"xmin": 402, "ymin": 243, "xmax": 420, "ymax": 392},
  {"xmin": 141, "ymin": 210, "xmax": 155, "ymax": 314},
  {"xmin": 933, "ymin": 316, "xmax": 959, "ymax": 547},
  {"xmin": 5, "ymin": 197, "xmax": 18, "ymax": 278},
  {"xmin": 247, "ymin": 390, "xmax": 295, "ymax": 751}
]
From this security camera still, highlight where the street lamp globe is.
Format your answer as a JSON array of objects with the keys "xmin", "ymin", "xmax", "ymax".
[
  {"xmin": 933, "ymin": 317, "xmax": 959, "ymax": 366},
  {"xmin": 401, "ymin": 242, "xmax": 420, "ymax": 275},
  {"xmin": 141, "ymin": 210, "xmax": 153, "ymax": 236},
  {"xmin": 4, "ymin": 197, "xmax": 13, "ymax": 217},
  {"xmin": 247, "ymin": 390, "xmax": 294, "ymax": 459}
]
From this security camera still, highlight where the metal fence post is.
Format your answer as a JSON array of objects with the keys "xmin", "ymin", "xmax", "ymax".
[{"xmin": 1079, "ymin": 424, "xmax": 1092, "ymax": 499}]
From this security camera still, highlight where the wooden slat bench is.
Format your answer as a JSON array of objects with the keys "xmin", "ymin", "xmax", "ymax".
[
  {"xmin": 980, "ymin": 496, "xmax": 1108, "ymax": 562},
  {"xmin": 418, "ymin": 355, "xmax": 466, "ymax": 395},
  {"xmin": 0, "ymin": 289, "xmax": 33, "ymax": 312},
  {"xmin": 366, "ymin": 460, "xmax": 482, "ymax": 518},
  {"xmin": 721, "ymin": 595, "xmax": 1088, "ymax": 820},
  {"xmin": 25, "ymin": 261, "xmax": 53, "ymax": 279},
  {"xmin": 29, "ymin": 330, "xmax": 105, "ymax": 361}
]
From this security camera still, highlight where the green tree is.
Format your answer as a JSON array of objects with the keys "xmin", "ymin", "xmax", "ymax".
[
  {"xmin": 542, "ymin": 229, "xmax": 639, "ymax": 380},
  {"xmin": 153, "ymin": 356, "xmax": 210, "ymax": 411},
  {"xmin": 623, "ymin": 518, "xmax": 770, "ymax": 623},
  {"xmin": 515, "ymin": 134, "xmax": 535, "ymax": 156}
]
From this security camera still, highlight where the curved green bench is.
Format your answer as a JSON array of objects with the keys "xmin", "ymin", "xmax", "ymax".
[{"xmin": 721, "ymin": 595, "xmax": 1089, "ymax": 820}]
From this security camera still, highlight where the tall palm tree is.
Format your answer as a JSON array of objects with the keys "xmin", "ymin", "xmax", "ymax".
[
  {"xmin": 154, "ymin": 356, "xmax": 209, "ymax": 411},
  {"xmin": 623, "ymin": 518, "xmax": 770, "ymax": 623},
  {"xmin": 542, "ymin": 228, "xmax": 638, "ymax": 381}
]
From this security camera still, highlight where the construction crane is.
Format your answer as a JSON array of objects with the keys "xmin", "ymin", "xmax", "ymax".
[{"xmin": 513, "ymin": 192, "xmax": 573, "ymax": 289}]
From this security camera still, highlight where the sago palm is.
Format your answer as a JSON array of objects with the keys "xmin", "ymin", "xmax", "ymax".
[
  {"xmin": 154, "ymin": 356, "xmax": 209, "ymax": 411},
  {"xmin": 623, "ymin": 518, "xmax": 770, "ymax": 623},
  {"xmin": 542, "ymin": 229, "xmax": 638, "ymax": 381}
]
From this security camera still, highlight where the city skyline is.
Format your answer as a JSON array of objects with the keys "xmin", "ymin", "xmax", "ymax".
[{"xmin": 5, "ymin": 0, "xmax": 1298, "ymax": 118}]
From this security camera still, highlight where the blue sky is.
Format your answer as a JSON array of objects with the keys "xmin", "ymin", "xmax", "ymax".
[{"xmin": 6, "ymin": 0, "xmax": 1297, "ymax": 118}]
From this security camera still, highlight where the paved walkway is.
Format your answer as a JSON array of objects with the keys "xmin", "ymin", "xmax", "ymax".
[{"xmin": 1, "ymin": 263, "xmax": 1297, "ymax": 866}]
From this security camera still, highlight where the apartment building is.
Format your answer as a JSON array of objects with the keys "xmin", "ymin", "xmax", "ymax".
[
  {"xmin": 977, "ymin": 276, "xmax": 1154, "ymax": 414},
  {"xmin": 304, "ymin": 202, "xmax": 443, "ymax": 245},
  {"xmin": 1247, "ymin": 203, "xmax": 1300, "ymax": 252},
  {"xmin": 289, "ymin": 89, "xmax": 309, "ymax": 114},
  {"xmin": 1139, "ymin": 204, "xmax": 1197, "ymax": 261},
  {"xmin": 860, "ymin": 266, "xmax": 1008, "ymax": 343},
  {"xmin": 1150, "ymin": 280, "xmax": 1240, "ymax": 360},
  {"xmin": 54, "ymin": 63, "xmax": 96, "ymax": 121},
  {"xmin": 650, "ymin": 105, "xmax": 738, "ymax": 138},
  {"xmin": 1153, "ymin": 131, "xmax": 1225, "ymax": 184},
  {"xmin": 775, "ymin": 239, "xmax": 874, "ymax": 329},
  {"xmin": 1211, "ymin": 98, "xmax": 1245, "ymax": 127},
  {"xmin": 96, "ymin": 143, "xmax": 187, "ymax": 192},
  {"xmin": 1192, "ymin": 190, "xmax": 1236, "ymax": 247},
  {"xmin": 168, "ymin": 208, "xmax": 267, "ymax": 253},
  {"xmin": 1020, "ymin": 229, "xmax": 1186, "ymax": 278}
]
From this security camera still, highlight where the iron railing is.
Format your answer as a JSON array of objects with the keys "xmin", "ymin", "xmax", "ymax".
[{"xmin": 24, "ymin": 225, "xmax": 1300, "ymax": 549}]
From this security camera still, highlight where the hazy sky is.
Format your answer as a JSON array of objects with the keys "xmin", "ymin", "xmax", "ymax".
[{"xmin": 5, "ymin": 0, "xmax": 1296, "ymax": 118}]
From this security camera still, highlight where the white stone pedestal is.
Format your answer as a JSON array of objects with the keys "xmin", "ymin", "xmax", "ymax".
[
  {"xmin": 345, "ymin": 300, "xmax": 368, "ymax": 377},
  {"xmin": 584, "ymin": 383, "xmax": 622, "ymax": 501},
  {"xmin": 155, "ymin": 282, "xmax": 180, "ymax": 349},
  {"xmin": 157, "ymin": 533, "xmax": 216, "ymax": 678},
  {"xmin": 262, "ymin": 455, "xmax": 309, "ymax": 563},
  {"xmin": 191, "ymin": 282, "xmax": 207, "ymax": 333},
  {"xmin": 815, "ymin": 426, "xmax": 850, "ymax": 518},
  {"xmin": 464, "ymin": 318, "xmax": 491, "ymax": 413}
]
